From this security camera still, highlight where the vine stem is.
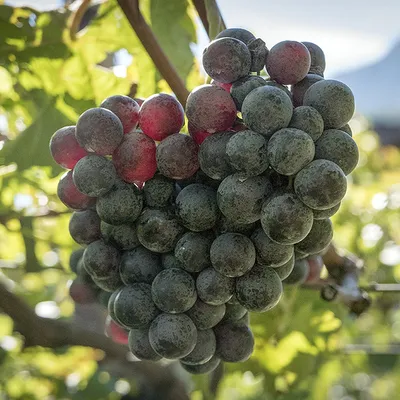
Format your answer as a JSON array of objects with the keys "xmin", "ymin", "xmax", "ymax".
[{"xmin": 117, "ymin": 0, "xmax": 190, "ymax": 106}]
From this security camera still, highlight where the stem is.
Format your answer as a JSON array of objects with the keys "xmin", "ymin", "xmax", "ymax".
[{"xmin": 117, "ymin": 0, "xmax": 190, "ymax": 106}]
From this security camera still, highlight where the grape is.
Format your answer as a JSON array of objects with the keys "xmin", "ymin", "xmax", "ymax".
[
  {"xmin": 143, "ymin": 174, "xmax": 174, "ymax": 208},
  {"xmin": 302, "ymin": 42, "xmax": 326, "ymax": 76},
  {"xmin": 215, "ymin": 28, "xmax": 255, "ymax": 45},
  {"xmin": 273, "ymin": 255, "xmax": 295, "ymax": 280},
  {"xmin": 214, "ymin": 321, "xmax": 254, "ymax": 362},
  {"xmin": 186, "ymin": 85, "xmax": 236, "ymax": 133},
  {"xmin": 97, "ymin": 290, "xmax": 112, "ymax": 308},
  {"xmin": 108, "ymin": 288, "xmax": 126, "ymax": 327},
  {"xmin": 162, "ymin": 253, "xmax": 183, "ymax": 269},
  {"xmin": 226, "ymin": 130, "xmax": 269, "ymax": 177},
  {"xmin": 291, "ymin": 73, "xmax": 324, "ymax": 107},
  {"xmin": 340, "ymin": 123, "xmax": 352, "ymax": 136},
  {"xmin": 83, "ymin": 239, "xmax": 120, "ymax": 279},
  {"xmin": 242, "ymin": 86, "xmax": 293, "ymax": 138},
  {"xmin": 106, "ymin": 319, "xmax": 128, "ymax": 345},
  {"xmin": 96, "ymin": 182, "xmax": 143, "ymax": 225},
  {"xmin": 215, "ymin": 216, "xmax": 256, "ymax": 236},
  {"xmin": 202, "ymin": 37, "xmax": 251, "ymax": 83},
  {"xmin": 238, "ymin": 312, "xmax": 250, "ymax": 325},
  {"xmin": 100, "ymin": 221, "xmax": 140, "ymax": 250},
  {"xmin": 175, "ymin": 232, "xmax": 212, "ymax": 273},
  {"xmin": 76, "ymin": 258, "xmax": 96, "ymax": 286},
  {"xmin": 69, "ymin": 278, "xmax": 97, "ymax": 304},
  {"xmin": 156, "ymin": 133, "xmax": 199, "ymax": 180},
  {"xmin": 211, "ymin": 80, "xmax": 232, "ymax": 92},
  {"xmin": 58, "ymin": 171, "xmax": 96, "ymax": 210},
  {"xmin": 194, "ymin": 170, "xmax": 222, "ymax": 190},
  {"xmin": 235, "ymin": 265, "xmax": 282, "ymax": 312},
  {"xmin": 152, "ymin": 268, "xmax": 197, "ymax": 313},
  {"xmin": 69, "ymin": 248, "xmax": 85, "ymax": 274},
  {"xmin": 264, "ymin": 79, "xmax": 292, "ymax": 98},
  {"xmin": 188, "ymin": 122, "xmax": 213, "ymax": 145},
  {"xmin": 91, "ymin": 270, "xmax": 123, "ymax": 292},
  {"xmin": 210, "ymin": 233, "xmax": 255, "ymax": 277},
  {"xmin": 289, "ymin": 106, "xmax": 324, "ymax": 141},
  {"xmin": 248, "ymin": 38, "xmax": 269, "ymax": 72},
  {"xmin": 113, "ymin": 131, "xmax": 157, "ymax": 185},
  {"xmin": 313, "ymin": 203, "xmax": 340, "ymax": 220},
  {"xmin": 314, "ymin": 129, "xmax": 359, "ymax": 175},
  {"xmin": 294, "ymin": 160, "xmax": 347, "ymax": 210},
  {"xmin": 283, "ymin": 259, "xmax": 309, "ymax": 284},
  {"xmin": 181, "ymin": 329, "xmax": 216, "ymax": 365},
  {"xmin": 266, "ymin": 41, "xmax": 311, "ymax": 85},
  {"xmin": 149, "ymin": 313, "xmax": 197, "ymax": 359},
  {"xmin": 264, "ymin": 168, "xmax": 289, "ymax": 189},
  {"xmin": 120, "ymin": 246, "xmax": 162, "ymax": 285},
  {"xmin": 295, "ymin": 218, "xmax": 333, "ymax": 255},
  {"xmin": 267, "ymin": 128, "xmax": 315, "ymax": 176},
  {"xmin": 251, "ymin": 227, "xmax": 294, "ymax": 267},
  {"xmin": 303, "ymin": 79, "xmax": 355, "ymax": 128},
  {"xmin": 181, "ymin": 355, "xmax": 221, "ymax": 374},
  {"xmin": 196, "ymin": 267, "xmax": 234, "ymax": 305},
  {"xmin": 114, "ymin": 283, "xmax": 160, "ymax": 329},
  {"xmin": 176, "ymin": 184, "xmax": 219, "ymax": 232},
  {"xmin": 139, "ymin": 93, "xmax": 184, "ymax": 141},
  {"xmin": 75, "ymin": 107, "xmax": 123, "ymax": 155},
  {"xmin": 198, "ymin": 131, "xmax": 234, "ymax": 180},
  {"xmin": 128, "ymin": 328, "xmax": 162, "ymax": 361},
  {"xmin": 50, "ymin": 126, "xmax": 88, "ymax": 169},
  {"xmin": 100, "ymin": 95, "xmax": 140, "ymax": 134},
  {"xmin": 261, "ymin": 192, "xmax": 313, "ymax": 245},
  {"xmin": 137, "ymin": 208, "xmax": 184, "ymax": 253},
  {"xmin": 230, "ymin": 76, "xmax": 267, "ymax": 111},
  {"xmin": 134, "ymin": 98, "xmax": 144, "ymax": 106},
  {"xmin": 73, "ymin": 154, "xmax": 117, "ymax": 197},
  {"xmin": 217, "ymin": 174, "xmax": 273, "ymax": 224},
  {"xmin": 222, "ymin": 303, "xmax": 247, "ymax": 322},
  {"xmin": 69, "ymin": 210, "xmax": 101, "ymax": 245},
  {"xmin": 186, "ymin": 299, "xmax": 225, "ymax": 330},
  {"xmin": 305, "ymin": 256, "xmax": 324, "ymax": 282}
]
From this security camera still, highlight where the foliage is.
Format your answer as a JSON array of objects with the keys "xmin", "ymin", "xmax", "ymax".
[{"xmin": 0, "ymin": 1, "xmax": 399, "ymax": 399}]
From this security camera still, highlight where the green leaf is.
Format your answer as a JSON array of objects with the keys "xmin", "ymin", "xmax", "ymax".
[
  {"xmin": 0, "ymin": 91, "xmax": 73, "ymax": 174},
  {"xmin": 150, "ymin": 0, "xmax": 196, "ymax": 81}
]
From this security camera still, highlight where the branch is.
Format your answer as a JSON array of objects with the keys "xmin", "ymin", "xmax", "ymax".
[
  {"xmin": 0, "ymin": 280, "xmax": 190, "ymax": 399},
  {"xmin": 117, "ymin": 0, "xmax": 190, "ymax": 106},
  {"xmin": 203, "ymin": 0, "xmax": 226, "ymax": 39}
]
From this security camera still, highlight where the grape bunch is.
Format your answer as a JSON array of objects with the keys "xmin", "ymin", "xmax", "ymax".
[{"xmin": 51, "ymin": 27, "xmax": 359, "ymax": 375}]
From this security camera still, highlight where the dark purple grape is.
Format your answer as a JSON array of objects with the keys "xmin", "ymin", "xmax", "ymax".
[
  {"xmin": 152, "ymin": 268, "xmax": 197, "ymax": 314},
  {"xmin": 161, "ymin": 252, "xmax": 184, "ymax": 269},
  {"xmin": 302, "ymin": 42, "xmax": 326, "ymax": 76},
  {"xmin": 72, "ymin": 154, "xmax": 117, "ymax": 197},
  {"xmin": 313, "ymin": 203, "xmax": 340, "ymax": 220},
  {"xmin": 180, "ymin": 355, "xmax": 221, "ymax": 374},
  {"xmin": 210, "ymin": 233, "xmax": 256, "ymax": 277},
  {"xmin": 215, "ymin": 28, "xmax": 255, "ymax": 45},
  {"xmin": 120, "ymin": 246, "xmax": 162, "ymax": 285},
  {"xmin": 176, "ymin": 184, "xmax": 219, "ymax": 232},
  {"xmin": 291, "ymin": 73, "xmax": 324, "ymax": 107},
  {"xmin": 149, "ymin": 313, "xmax": 197, "ymax": 359},
  {"xmin": 248, "ymin": 38, "xmax": 269, "ymax": 72},
  {"xmin": 69, "ymin": 210, "xmax": 101, "ymax": 245},
  {"xmin": 143, "ymin": 174, "xmax": 174, "ymax": 208},
  {"xmin": 196, "ymin": 267, "xmax": 234, "ymax": 305},
  {"xmin": 100, "ymin": 222, "xmax": 140, "ymax": 250},
  {"xmin": 221, "ymin": 303, "xmax": 247, "ymax": 322},
  {"xmin": 303, "ymin": 79, "xmax": 355, "ymax": 129},
  {"xmin": 294, "ymin": 160, "xmax": 347, "ymax": 210},
  {"xmin": 202, "ymin": 38, "xmax": 251, "ymax": 83},
  {"xmin": 295, "ymin": 218, "xmax": 333, "ymax": 255},
  {"xmin": 180, "ymin": 329, "xmax": 216, "ymax": 365},
  {"xmin": 128, "ymin": 327, "xmax": 161, "ymax": 361},
  {"xmin": 156, "ymin": 133, "xmax": 199, "ymax": 180},
  {"xmin": 235, "ymin": 265, "xmax": 282, "ymax": 312},
  {"xmin": 289, "ymin": 106, "xmax": 324, "ymax": 141},
  {"xmin": 75, "ymin": 107, "xmax": 123, "ymax": 155},
  {"xmin": 186, "ymin": 299, "xmax": 225, "ymax": 330},
  {"xmin": 272, "ymin": 255, "xmax": 295, "ymax": 281},
  {"xmin": 69, "ymin": 248, "xmax": 85, "ymax": 274},
  {"xmin": 230, "ymin": 75, "xmax": 266, "ymax": 111},
  {"xmin": 283, "ymin": 259, "xmax": 309, "ymax": 284}
]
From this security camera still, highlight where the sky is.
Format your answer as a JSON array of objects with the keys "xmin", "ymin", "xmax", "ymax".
[{"xmin": 7, "ymin": 0, "xmax": 400, "ymax": 77}]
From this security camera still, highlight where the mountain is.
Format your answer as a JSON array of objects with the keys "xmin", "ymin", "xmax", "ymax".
[{"xmin": 336, "ymin": 41, "xmax": 400, "ymax": 145}]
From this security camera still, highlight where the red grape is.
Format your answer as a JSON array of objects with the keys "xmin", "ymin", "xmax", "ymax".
[
  {"xmin": 211, "ymin": 80, "xmax": 233, "ymax": 92},
  {"xmin": 57, "ymin": 170, "xmax": 96, "ymax": 210},
  {"xmin": 188, "ymin": 122, "xmax": 213, "ymax": 145},
  {"xmin": 266, "ymin": 41, "xmax": 311, "ymax": 85},
  {"xmin": 69, "ymin": 278, "xmax": 97, "ymax": 304},
  {"xmin": 100, "ymin": 95, "xmax": 140, "ymax": 134},
  {"xmin": 50, "ymin": 126, "xmax": 88, "ymax": 169},
  {"xmin": 139, "ymin": 93, "xmax": 184, "ymax": 141},
  {"xmin": 305, "ymin": 256, "xmax": 324, "ymax": 282},
  {"xmin": 105, "ymin": 317, "xmax": 129, "ymax": 345},
  {"xmin": 156, "ymin": 133, "xmax": 199, "ymax": 180},
  {"xmin": 134, "ymin": 98, "xmax": 145, "ymax": 107},
  {"xmin": 186, "ymin": 84, "xmax": 237, "ymax": 134},
  {"xmin": 113, "ymin": 131, "xmax": 157, "ymax": 185}
]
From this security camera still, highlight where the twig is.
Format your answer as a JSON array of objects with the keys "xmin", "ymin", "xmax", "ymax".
[
  {"xmin": 191, "ymin": 0, "xmax": 210, "ymax": 36},
  {"xmin": 0, "ymin": 280, "xmax": 190, "ymax": 399},
  {"xmin": 69, "ymin": 0, "xmax": 92, "ymax": 41},
  {"xmin": 117, "ymin": 0, "xmax": 190, "ymax": 106}
]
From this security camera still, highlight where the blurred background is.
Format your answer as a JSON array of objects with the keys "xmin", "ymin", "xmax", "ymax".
[{"xmin": 0, "ymin": 0, "xmax": 399, "ymax": 399}]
